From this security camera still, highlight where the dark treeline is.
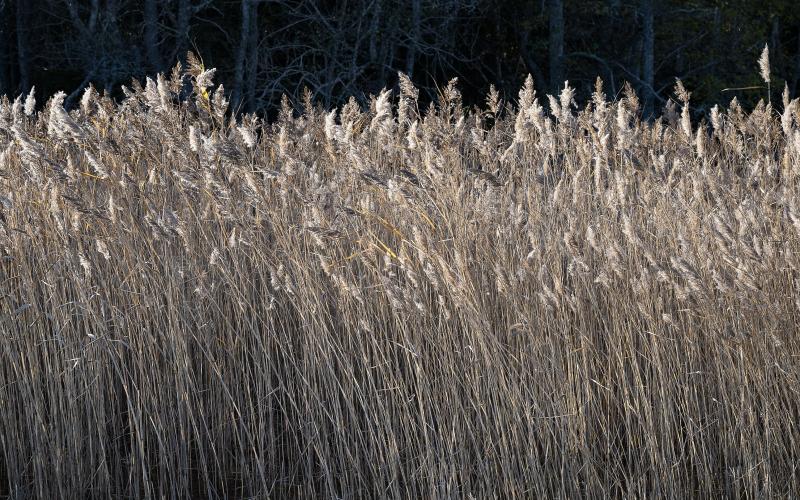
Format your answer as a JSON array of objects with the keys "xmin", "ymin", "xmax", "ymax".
[{"xmin": 0, "ymin": 0, "xmax": 798, "ymax": 115}]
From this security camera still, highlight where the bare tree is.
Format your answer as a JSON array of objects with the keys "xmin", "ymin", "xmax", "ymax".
[
  {"xmin": 43, "ymin": 0, "xmax": 137, "ymax": 98},
  {"xmin": 548, "ymin": 0, "xmax": 564, "ymax": 94},
  {"xmin": 405, "ymin": 0, "xmax": 422, "ymax": 77},
  {"xmin": 609, "ymin": 0, "xmax": 620, "ymax": 18},
  {"xmin": 249, "ymin": 0, "xmax": 484, "ymax": 110},
  {"xmin": 232, "ymin": 0, "xmax": 261, "ymax": 111},
  {"xmin": 0, "ymin": 1, "xmax": 8, "ymax": 95},
  {"xmin": 16, "ymin": 0, "xmax": 31, "ymax": 92},
  {"xmin": 175, "ymin": 0, "xmax": 192, "ymax": 58},
  {"xmin": 641, "ymin": 0, "xmax": 655, "ymax": 118},
  {"xmin": 517, "ymin": 1, "xmax": 548, "ymax": 93},
  {"xmin": 144, "ymin": 0, "xmax": 162, "ymax": 71},
  {"xmin": 244, "ymin": 3, "xmax": 260, "ymax": 112},
  {"xmin": 793, "ymin": 32, "xmax": 800, "ymax": 97},
  {"xmin": 171, "ymin": 0, "xmax": 214, "ymax": 62}
]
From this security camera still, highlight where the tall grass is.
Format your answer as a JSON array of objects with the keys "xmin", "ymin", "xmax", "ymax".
[{"xmin": 1, "ymin": 54, "xmax": 800, "ymax": 498}]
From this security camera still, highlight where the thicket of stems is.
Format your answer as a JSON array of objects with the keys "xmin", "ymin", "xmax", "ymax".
[{"xmin": 1, "ymin": 55, "xmax": 800, "ymax": 498}]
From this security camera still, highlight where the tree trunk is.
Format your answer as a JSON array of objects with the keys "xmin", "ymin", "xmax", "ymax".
[
  {"xmin": 174, "ymin": 0, "xmax": 192, "ymax": 61},
  {"xmin": 244, "ymin": 2, "xmax": 259, "ymax": 112},
  {"xmin": 144, "ymin": 0, "xmax": 162, "ymax": 71},
  {"xmin": 88, "ymin": 0, "xmax": 100, "ymax": 33},
  {"xmin": 0, "ymin": 1, "xmax": 8, "ymax": 95},
  {"xmin": 369, "ymin": 0, "xmax": 381, "ymax": 64},
  {"xmin": 793, "ymin": 32, "xmax": 800, "ymax": 97},
  {"xmin": 232, "ymin": 0, "xmax": 254, "ymax": 110},
  {"xmin": 548, "ymin": 0, "xmax": 564, "ymax": 94},
  {"xmin": 518, "ymin": 31, "xmax": 548, "ymax": 93},
  {"xmin": 405, "ymin": 0, "xmax": 421, "ymax": 77},
  {"xmin": 15, "ymin": 0, "xmax": 30, "ymax": 93},
  {"xmin": 770, "ymin": 16, "xmax": 780, "ymax": 79},
  {"xmin": 641, "ymin": 0, "xmax": 655, "ymax": 118},
  {"xmin": 609, "ymin": 0, "xmax": 620, "ymax": 18}
]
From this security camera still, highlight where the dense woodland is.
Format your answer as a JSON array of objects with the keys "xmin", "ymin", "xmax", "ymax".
[{"xmin": 0, "ymin": 0, "xmax": 799, "ymax": 115}]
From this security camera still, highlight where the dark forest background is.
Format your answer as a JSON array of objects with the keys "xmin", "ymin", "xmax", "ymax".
[{"xmin": 0, "ymin": 0, "xmax": 798, "ymax": 116}]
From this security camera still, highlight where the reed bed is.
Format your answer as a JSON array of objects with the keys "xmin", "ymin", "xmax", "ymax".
[{"xmin": 1, "ymin": 54, "xmax": 800, "ymax": 498}]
